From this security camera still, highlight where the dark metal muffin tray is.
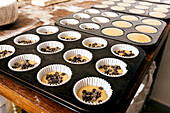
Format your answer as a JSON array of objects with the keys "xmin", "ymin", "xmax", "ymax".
[
  {"xmin": 55, "ymin": 9, "xmax": 167, "ymax": 47},
  {"xmin": 92, "ymin": 0, "xmax": 170, "ymax": 19},
  {"xmin": 0, "ymin": 25, "xmax": 146, "ymax": 113},
  {"xmin": 139, "ymin": 0, "xmax": 170, "ymax": 5}
]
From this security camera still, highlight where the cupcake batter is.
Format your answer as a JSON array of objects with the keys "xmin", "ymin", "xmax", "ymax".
[
  {"xmin": 117, "ymin": 3, "xmax": 131, "ymax": 7},
  {"xmin": 18, "ymin": 40, "xmax": 33, "ymax": 44},
  {"xmin": 112, "ymin": 21, "xmax": 132, "ymax": 28},
  {"xmin": 129, "ymin": 9, "xmax": 145, "ymax": 14},
  {"xmin": 86, "ymin": 42, "xmax": 104, "ymax": 48},
  {"xmin": 61, "ymin": 36, "xmax": 77, "ymax": 40},
  {"xmin": 142, "ymin": 19, "xmax": 161, "ymax": 26},
  {"xmin": 41, "ymin": 46, "xmax": 61, "ymax": 52},
  {"xmin": 102, "ymin": 28, "xmax": 124, "ymax": 36},
  {"xmin": 67, "ymin": 54, "xmax": 88, "ymax": 63},
  {"xmin": 111, "ymin": 6, "xmax": 125, "ymax": 11},
  {"xmin": 77, "ymin": 86, "xmax": 107, "ymax": 103},
  {"xmin": 120, "ymin": 15, "xmax": 138, "ymax": 21},
  {"xmin": 93, "ymin": 4, "xmax": 108, "ymax": 8},
  {"xmin": 134, "ymin": 5, "xmax": 149, "ymax": 9},
  {"xmin": 149, "ymin": 12, "xmax": 166, "ymax": 18},
  {"xmin": 114, "ymin": 50, "xmax": 135, "ymax": 57},
  {"xmin": 99, "ymin": 65, "xmax": 123, "ymax": 75},
  {"xmin": 153, "ymin": 8, "xmax": 169, "ymax": 13},
  {"xmin": 41, "ymin": 71, "xmax": 69, "ymax": 84},
  {"xmin": 135, "ymin": 25, "xmax": 157, "ymax": 33},
  {"xmin": 12, "ymin": 60, "xmax": 37, "ymax": 70},
  {"xmin": 127, "ymin": 33, "xmax": 151, "ymax": 43},
  {"xmin": 0, "ymin": 50, "xmax": 12, "ymax": 58}
]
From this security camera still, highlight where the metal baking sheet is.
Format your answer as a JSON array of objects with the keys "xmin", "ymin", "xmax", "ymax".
[{"xmin": 0, "ymin": 25, "xmax": 146, "ymax": 113}]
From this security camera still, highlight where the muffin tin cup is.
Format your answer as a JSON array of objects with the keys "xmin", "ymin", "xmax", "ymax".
[
  {"xmin": 0, "ymin": 45, "xmax": 15, "ymax": 59},
  {"xmin": 37, "ymin": 64, "xmax": 72, "ymax": 86},
  {"xmin": 91, "ymin": 17, "xmax": 110, "ymax": 23},
  {"xmin": 101, "ymin": 12, "xmax": 118, "ymax": 17},
  {"xmin": 79, "ymin": 23, "xmax": 100, "ymax": 30},
  {"xmin": 111, "ymin": 44, "xmax": 139, "ymax": 58},
  {"xmin": 58, "ymin": 31, "xmax": 81, "ymax": 42},
  {"xmin": 82, "ymin": 37, "xmax": 108, "ymax": 49},
  {"xmin": 14, "ymin": 34, "xmax": 40, "ymax": 46},
  {"xmin": 63, "ymin": 49, "xmax": 93, "ymax": 64},
  {"xmin": 60, "ymin": 19, "xmax": 79, "ymax": 26},
  {"xmin": 84, "ymin": 8, "xmax": 100, "ymax": 14},
  {"xmin": 73, "ymin": 77, "xmax": 113, "ymax": 105},
  {"xmin": 73, "ymin": 13, "xmax": 91, "ymax": 19},
  {"xmin": 36, "ymin": 26, "xmax": 59, "ymax": 35},
  {"xmin": 96, "ymin": 58, "xmax": 128, "ymax": 77},
  {"xmin": 37, "ymin": 41, "xmax": 64, "ymax": 54},
  {"xmin": 8, "ymin": 54, "xmax": 41, "ymax": 72}
]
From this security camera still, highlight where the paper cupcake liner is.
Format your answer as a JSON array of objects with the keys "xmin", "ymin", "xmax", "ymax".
[
  {"xmin": 73, "ymin": 13, "xmax": 91, "ymax": 19},
  {"xmin": 63, "ymin": 49, "xmax": 93, "ymax": 64},
  {"xmin": 58, "ymin": 31, "xmax": 81, "ymax": 42},
  {"xmin": 8, "ymin": 54, "xmax": 41, "ymax": 72},
  {"xmin": 96, "ymin": 58, "xmax": 128, "ymax": 77},
  {"xmin": 123, "ymin": 0, "xmax": 136, "ymax": 3},
  {"xmin": 101, "ymin": 12, "xmax": 118, "ymax": 17},
  {"xmin": 60, "ymin": 19, "xmax": 79, "ymax": 25},
  {"xmin": 37, "ymin": 64, "xmax": 72, "ymax": 86},
  {"xmin": 111, "ymin": 44, "xmax": 139, "ymax": 59},
  {"xmin": 0, "ymin": 45, "xmax": 15, "ymax": 59},
  {"xmin": 84, "ymin": 9, "xmax": 100, "ymax": 14},
  {"xmin": 93, "ymin": 4, "xmax": 108, "ymax": 9},
  {"xmin": 37, "ymin": 41, "xmax": 64, "ymax": 54},
  {"xmin": 36, "ymin": 26, "xmax": 59, "ymax": 35},
  {"xmin": 91, "ymin": 17, "xmax": 110, "ymax": 23},
  {"xmin": 101, "ymin": 1, "xmax": 115, "ymax": 5},
  {"xmin": 79, "ymin": 23, "xmax": 100, "ymax": 30},
  {"xmin": 14, "ymin": 34, "xmax": 40, "ymax": 46},
  {"xmin": 73, "ymin": 77, "xmax": 113, "ymax": 105},
  {"xmin": 82, "ymin": 37, "xmax": 108, "ymax": 49}
]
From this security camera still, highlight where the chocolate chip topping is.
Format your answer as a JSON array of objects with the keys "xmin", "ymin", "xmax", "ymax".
[
  {"xmin": 68, "ymin": 54, "xmax": 87, "ymax": 63},
  {"xmin": 18, "ymin": 40, "xmax": 33, "ymax": 44},
  {"xmin": 82, "ymin": 88, "xmax": 102, "ymax": 103},
  {"xmin": 46, "ymin": 72, "xmax": 65, "ymax": 84},
  {"xmin": 87, "ymin": 42, "xmax": 104, "ymax": 48},
  {"xmin": 114, "ymin": 50, "xmax": 135, "ymax": 57},
  {"xmin": 12, "ymin": 60, "xmax": 36, "ymax": 70},
  {"xmin": 0, "ymin": 50, "xmax": 12, "ymax": 58},
  {"xmin": 99, "ymin": 65, "xmax": 122, "ymax": 75},
  {"xmin": 41, "ymin": 46, "xmax": 61, "ymax": 52}
]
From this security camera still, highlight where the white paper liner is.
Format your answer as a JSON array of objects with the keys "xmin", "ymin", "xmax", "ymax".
[
  {"xmin": 127, "ymin": 33, "xmax": 152, "ymax": 43},
  {"xmin": 73, "ymin": 13, "xmax": 91, "ymax": 19},
  {"xmin": 111, "ymin": 44, "xmax": 139, "ymax": 59},
  {"xmin": 63, "ymin": 49, "xmax": 93, "ymax": 64},
  {"xmin": 96, "ymin": 58, "xmax": 128, "ymax": 77},
  {"xmin": 91, "ymin": 17, "xmax": 110, "ymax": 23},
  {"xmin": 82, "ymin": 37, "xmax": 108, "ymax": 49},
  {"xmin": 36, "ymin": 26, "xmax": 59, "ymax": 35},
  {"xmin": 101, "ymin": 1, "xmax": 115, "ymax": 5},
  {"xmin": 0, "ymin": 45, "xmax": 15, "ymax": 59},
  {"xmin": 58, "ymin": 31, "xmax": 81, "ymax": 42},
  {"xmin": 37, "ymin": 41, "xmax": 64, "ymax": 54},
  {"xmin": 14, "ymin": 34, "xmax": 40, "ymax": 46},
  {"xmin": 73, "ymin": 77, "xmax": 113, "ymax": 105},
  {"xmin": 8, "ymin": 54, "xmax": 41, "ymax": 72},
  {"xmin": 37, "ymin": 64, "xmax": 72, "ymax": 86},
  {"xmin": 60, "ymin": 19, "xmax": 79, "ymax": 25},
  {"xmin": 79, "ymin": 23, "xmax": 100, "ymax": 30},
  {"xmin": 93, "ymin": 4, "xmax": 108, "ymax": 8},
  {"xmin": 84, "ymin": 9, "xmax": 100, "ymax": 14},
  {"xmin": 101, "ymin": 12, "xmax": 118, "ymax": 17}
]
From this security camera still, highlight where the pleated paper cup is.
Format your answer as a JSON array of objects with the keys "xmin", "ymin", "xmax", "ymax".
[
  {"xmin": 37, "ymin": 64, "xmax": 72, "ymax": 86},
  {"xmin": 63, "ymin": 49, "xmax": 93, "ymax": 64},
  {"xmin": 14, "ymin": 34, "xmax": 40, "ymax": 45},
  {"xmin": 84, "ymin": 9, "xmax": 100, "ymax": 14},
  {"xmin": 91, "ymin": 17, "xmax": 110, "ymax": 23},
  {"xmin": 73, "ymin": 13, "xmax": 91, "ymax": 19},
  {"xmin": 8, "ymin": 54, "xmax": 41, "ymax": 72},
  {"xmin": 93, "ymin": 4, "xmax": 108, "ymax": 9},
  {"xmin": 96, "ymin": 58, "xmax": 128, "ymax": 77},
  {"xmin": 101, "ymin": 12, "xmax": 118, "ymax": 17},
  {"xmin": 73, "ymin": 77, "xmax": 113, "ymax": 105},
  {"xmin": 58, "ymin": 31, "xmax": 81, "ymax": 42},
  {"xmin": 101, "ymin": 1, "xmax": 115, "ymax": 5},
  {"xmin": 111, "ymin": 44, "xmax": 139, "ymax": 58},
  {"xmin": 79, "ymin": 23, "xmax": 100, "ymax": 30},
  {"xmin": 0, "ymin": 45, "xmax": 15, "ymax": 59},
  {"xmin": 82, "ymin": 37, "xmax": 108, "ymax": 49},
  {"xmin": 36, "ymin": 26, "xmax": 59, "ymax": 35},
  {"xmin": 60, "ymin": 19, "xmax": 79, "ymax": 25},
  {"xmin": 37, "ymin": 41, "xmax": 64, "ymax": 54}
]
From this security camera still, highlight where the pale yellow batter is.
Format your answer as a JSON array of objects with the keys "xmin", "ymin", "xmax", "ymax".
[
  {"xmin": 86, "ymin": 42, "xmax": 104, "ymax": 48},
  {"xmin": 135, "ymin": 25, "xmax": 157, "ymax": 33},
  {"xmin": 153, "ymin": 8, "xmax": 169, "ymax": 13},
  {"xmin": 127, "ymin": 33, "xmax": 151, "ymax": 43},
  {"xmin": 149, "ymin": 12, "xmax": 166, "ymax": 18},
  {"xmin": 102, "ymin": 28, "xmax": 124, "ymax": 36},
  {"xmin": 134, "ymin": 5, "xmax": 149, "ymax": 9},
  {"xmin": 61, "ymin": 36, "xmax": 77, "ymax": 40},
  {"xmin": 112, "ymin": 21, "xmax": 132, "ymax": 28},
  {"xmin": 67, "ymin": 55, "xmax": 89, "ymax": 62},
  {"xmin": 114, "ymin": 50, "xmax": 134, "ymax": 56},
  {"xmin": 101, "ymin": 1, "xmax": 114, "ymax": 5},
  {"xmin": 117, "ymin": 3, "xmax": 131, "ymax": 7},
  {"xmin": 0, "ymin": 50, "xmax": 12, "ymax": 58},
  {"xmin": 139, "ymin": 2, "xmax": 152, "ymax": 6},
  {"xmin": 99, "ymin": 65, "xmax": 123, "ymax": 75},
  {"xmin": 129, "ymin": 9, "xmax": 145, "ymax": 14},
  {"xmin": 77, "ymin": 86, "xmax": 107, "ymax": 103},
  {"xmin": 41, "ymin": 71, "xmax": 69, "ymax": 84},
  {"xmin": 18, "ymin": 40, "xmax": 33, "ymax": 44},
  {"xmin": 12, "ymin": 60, "xmax": 37, "ymax": 70},
  {"xmin": 120, "ymin": 15, "xmax": 138, "ymax": 21},
  {"xmin": 111, "ymin": 6, "xmax": 125, "ymax": 11},
  {"xmin": 93, "ymin": 4, "xmax": 108, "ymax": 8},
  {"xmin": 142, "ymin": 19, "xmax": 162, "ymax": 26}
]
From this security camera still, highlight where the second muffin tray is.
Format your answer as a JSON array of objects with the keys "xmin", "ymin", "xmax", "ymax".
[
  {"xmin": 0, "ymin": 25, "xmax": 146, "ymax": 112},
  {"xmin": 55, "ymin": 9, "xmax": 167, "ymax": 47}
]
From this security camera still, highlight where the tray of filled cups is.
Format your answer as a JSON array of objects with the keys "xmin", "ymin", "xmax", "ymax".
[
  {"xmin": 92, "ymin": 0, "xmax": 170, "ymax": 19},
  {"xmin": 0, "ymin": 25, "xmax": 146, "ymax": 113},
  {"xmin": 55, "ymin": 8, "xmax": 166, "ymax": 47},
  {"xmin": 139, "ymin": 0, "xmax": 170, "ymax": 5}
]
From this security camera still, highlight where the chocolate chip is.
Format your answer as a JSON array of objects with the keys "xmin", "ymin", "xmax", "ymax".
[
  {"xmin": 98, "ymin": 100, "xmax": 102, "ymax": 103},
  {"xmin": 61, "ymin": 73, "xmax": 66, "ymax": 76},
  {"xmin": 99, "ymin": 87, "xmax": 103, "ymax": 90}
]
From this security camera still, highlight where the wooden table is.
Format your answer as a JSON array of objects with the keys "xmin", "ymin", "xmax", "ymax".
[{"xmin": 0, "ymin": 1, "xmax": 170, "ymax": 113}]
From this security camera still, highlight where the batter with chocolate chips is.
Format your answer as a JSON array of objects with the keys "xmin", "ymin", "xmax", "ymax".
[
  {"xmin": 41, "ymin": 46, "xmax": 61, "ymax": 52},
  {"xmin": 86, "ymin": 42, "xmax": 104, "ymax": 48},
  {"xmin": 12, "ymin": 60, "xmax": 37, "ymax": 70},
  {"xmin": 0, "ymin": 50, "xmax": 12, "ymax": 58},
  {"xmin": 18, "ymin": 40, "xmax": 33, "ymax": 44},
  {"xmin": 67, "ymin": 54, "xmax": 88, "ymax": 63},
  {"xmin": 61, "ymin": 36, "xmax": 77, "ymax": 40},
  {"xmin": 99, "ymin": 65, "xmax": 123, "ymax": 75},
  {"xmin": 41, "ymin": 71, "xmax": 69, "ymax": 85},
  {"xmin": 77, "ymin": 86, "xmax": 107, "ymax": 103},
  {"xmin": 114, "ymin": 50, "xmax": 135, "ymax": 57}
]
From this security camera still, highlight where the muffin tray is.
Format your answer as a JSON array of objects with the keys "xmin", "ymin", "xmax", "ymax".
[
  {"xmin": 0, "ymin": 25, "xmax": 146, "ymax": 112},
  {"xmin": 55, "ymin": 9, "xmax": 167, "ymax": 47},
  {"xmin": 92, "ymin": 0, "xmax": 170, "ymax": 19},
  {"xmin": 140, "ymin": 0, "xmax": 170, "ymax": 5}
]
